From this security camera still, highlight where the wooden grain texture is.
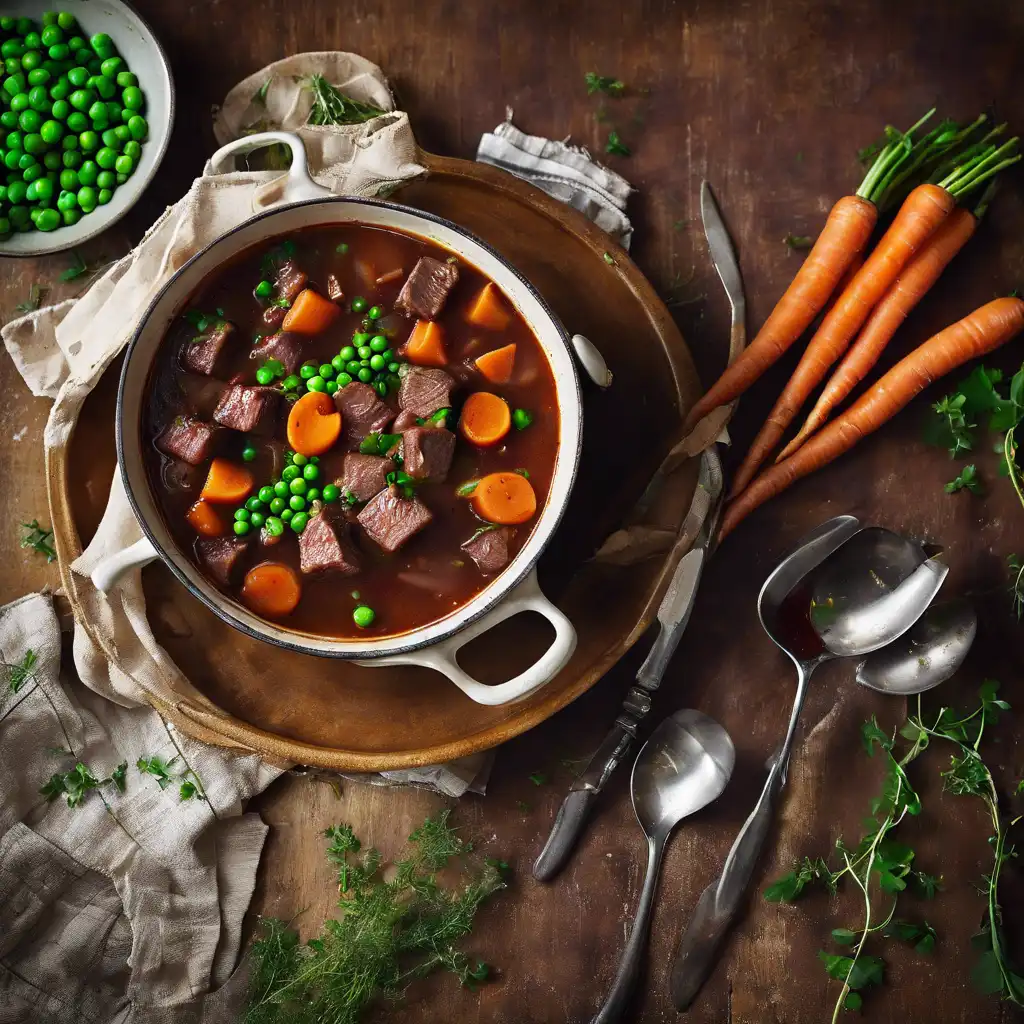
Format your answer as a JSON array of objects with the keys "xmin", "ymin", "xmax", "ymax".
[{"xmin": 2, "ymin": 0, "xmax": 1023, "ymax": 1021}]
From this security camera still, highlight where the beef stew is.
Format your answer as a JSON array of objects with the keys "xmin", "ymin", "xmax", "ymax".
[{"xmin": 142, "ymin": 224, "xmax": 560, "ymax": 639}]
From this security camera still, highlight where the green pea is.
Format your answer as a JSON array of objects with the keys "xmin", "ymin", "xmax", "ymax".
[
  {"xmin": 50, "ymin": 98, "xmax": 69, "ymax": 119},
  {"xmin": 22, "ymin": 165, "xmax": 43, "ymax": 185},
  {"xmin": 232, "ymin": 520, "xmax": 250, "ymax": 537},
  {"xmin": 369, "ymin": 334, "xmax": 388, "ymax": 353},
  {"xmin": 96, "ymin": 187, "xmax": 111, "ymax": 205},
  {"xmin": 16, "ymin": 152, "xmax": 33, "ymax": 170},
  {"xmin": 87, "ymin": 99, "xmax": 107, "ymax": 122},
  {"xmin": 373, "ymin": 379, "xmax": 387, "ymax": 397},
  {"xmin": 116, "ymin": 70, "xmax": 137, "ymax": 88},
  {"xmin": 27, "ymin": 175, "xmax": 53, "ymax": 200},
  {"xmin": 61, "ymin": 208, "xmax": 79, "ymax": 225},
  {"xmin": 42, "ymin": 150, "xmax": 60, "ymax": 170},
  {"xmin": 58, "ymin": 12, "xmax": 77, "ymax": 31},
  {"xmin": 354, "ymin": 345, "xmax": 370, "ymax": 360},
  {"xmin": 8, "ymin": 203, "xmax": 29, "ymax": 226},
  {"xmin": 127, "ymin": 114, "xmax": 146, "ymax": 140},
  {"xmin": 280, "ymin": 508, "xmax": 294, "ymax": 523},
  {"xmin": 0, "ymin": 16, "xmax": 13, "ymax": 31},
  {"xmin": 3, "ymin": 57, "xmax": 19, "ymax": 75},
  {"xmin": 61, "ymin": 148, "xmax": 80, "ymax": 166},
  {"xmin": 68, "ymin": 87, "xmax": 94, "ymax": 111},
  {"xmin": 345, "ymin": 359, "xmax": 362, "ymax": 376},
  {"xmin": 40, "ymin": 118, "xmax": 62, "ymax": 144},
  {"xmin": 301, "ymin": 463, "xmax": 320, "ymax": 482},
  {"xmin": 306, "ymin": 487, "xmax": 321, "ymax": 502},
  {"xmin": 4, "ymin": 129, "xmax": 21, "ymax": 150},
  {"xmin": 254, "ymin": 279, "xmax": 272, "ymax": 298},
  {"xmin": 281, "ymin": 374, "xmax": 300, "ymax": 391},
  {"xmin": 325, "ymin": 381, "xmax": 339, "ymax": 396},
  {"xmin": 0, "ymin": 111, "xmax": 16, "ymax": 130},
  {"xmin": 28, "ymin": 84, "xmax": 49, "ymax": 111},
  {"xmin": 41, "ymin": 24, "xmax": 63, "ymax": 47},
  {"xmin": 0, "ymin": 184, "xmax": 6, "ymax": 203},
  {"xmin": 336, "ymin": 372, "xmax": 353, "ymax": 387},
  {"xmin": 358, "ymin": 367, "xmax": 373, "ymax": 384},
  {"xmin": 8, "ymin": 94, "xmax": 28, "ymax": 114},
  {"xmin": 322, "ymin": 484, "xmax": 340, "ymax": 503},
  {"xmin": 269, "ymin": 497, "xmax": 286, "ymax": 514},
  {"xmin": 92, "ymin": 74, "xmax": 115, "ymax": 99},
  {"xmin": 3, "ymin": 72, "xmax": 25, "ymax": 95},
  {"xmin": 290, "ymin": 512, "xmax": 309, "ymax": 533},
  {"xmin": 67, "ymin": 35, "xmax": 86, "ymax": 53},
  {"xmin": 350, "ymin": 297, "xmax": 367, "ymax": 313},
  {"xmin": 67, "ymin": 65, "xmax": 88, "ymax": 87},
  {"xmin": 105, "ymin": 99, "xmax": 121, "ymax": 122},
  {"xmin": 122, "ymin": 85, "xmax": 143, "ymax": 110},
  {"xmin": 255, "ymin": 366, "xmax": 274, "ymax": 385},
  {"xmin": 27, "ymin": 68, "xmax": 50, "ymax": 87},
  {"xmin": 281, "ymin": 464, "xmax": 300, "ymax": 482},
  {"xmin": 245, "ymin": 496, "xmax": 265, "ymax": 513},
  {"xmin": 352, "ymin": 605, "xmax": 375, "ymax": 628},
  {"xmin": 368, "ymin": 354, "xmax": 385, "ymax": 371},
  {"xmin": 77, "ymin": 158, "xmax": 97, "ymax": 184},
  {"xmin": 77, "ymin": 184, "xmax": 96, "ymax": 211},
  {"xmin": 21, "ymin": 51, "xmax": 42, "ymax": 72},
  {"xmin": 512, "ymin": 408, "xmax": 533, "ymax": 430},
  {"xmin": 239, "ymin": 445, "xmax": 257, "ymax": 464},
  {"xmin": 80, "ymin": 131, "xmax": 100, "ymax": 153},
  {"xmin": 94, "ymin": 144, "xmax": 116, "ymax": 167},
  {"xmin": 17, "ymin": 108, "xmax": 40, "ymax": 133},
  {"xmin": 264, "ymin": 516, "xmax": 284, "ymax": 537},
  {"xmin": 58, "ymin": 167, "xmax": 78, "ymax": 190},
  {"xmin": 113, "ymin": 123, "xmax": 130, "ymax": 143},
  {"xmin": 273, "ymin": 480, "xmax": 289, "ymax": 499},
  {"xmin": 298, "ymin": 363, "xmax": 317, "ymax": 380},
  {"xmin": 48, "ymin": 43, "xmax": 69, "ymax": 61},
  {"xmin": 24, "ymin": 32, "xmax": 41, "ymax": 49},
  {"xmin": 289, "ymin": 477, "xmax": 308, "ymax": 496},
  {"xmin": 339, "ymin": 345, "xmax": 356, "ymax": 361},
  {"xmin": 6, "ymin": 179, "xmax": 25, "ymax": 203},
  {"xmin": 248, "ymin": 511, "xmax": 264, "ymax": 529},
  {"xmin": 66, "ymin": 110, "xmax": 87, "ymax": 131},
  {"xmin": 1, "ymin": 40, "xmax": 25, "ymax": 60},
  {"xmin": 234, "ymin": 508, "xmax": 250, "ymax": 522},
  {"xmin": 291, "ymin": 453, "xmax": 308, "ymax": 466},
  {"xmin": 49, "ymin": 78, "xmax": 69, "ymax": 100},
  {"xmin": 288, "ymin": 494, "xmax": 306, "ymax": 512},
  {"xmin": 318, "ymin": 363, "xmax": 335, "ymax": 379},
  {"xmin": 56, "ymin": 189, "xmax": 77, "ymax": 212},
  {"xmin": 307, "ymin": 375, "xmax": 326, "ymax": 393},
  {"xmin": 36, "ymin": 207, "xmax": 59, "ymax": 231},
  {"xmin": 367, "ymin": 305, "xmax": 383, "ymax": 320},
  {"xmin": 96, "ymin": 168, "xmax": 114, "ymax": 188},
  {"xmin": 23, "ymin": 132, "xmax": 44, "ymax": 155},
  {"xmin": 382, "ymin": 349, "xmax": 394, "ymax": 363}
]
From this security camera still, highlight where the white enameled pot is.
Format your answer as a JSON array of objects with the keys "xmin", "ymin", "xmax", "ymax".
[{"xmin": 93, "ymin": 131, "xmax": 582, "ymax": 707}]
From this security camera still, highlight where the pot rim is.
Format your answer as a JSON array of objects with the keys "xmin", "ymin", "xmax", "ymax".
[{"xmin": 116, "ymin": 192, "xmax": 583, "ymax": 658}]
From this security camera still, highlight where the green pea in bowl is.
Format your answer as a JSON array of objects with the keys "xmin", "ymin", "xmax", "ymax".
[{"xmin": 0, "ymin": 0, "xmax": 173, "ymax": 256}]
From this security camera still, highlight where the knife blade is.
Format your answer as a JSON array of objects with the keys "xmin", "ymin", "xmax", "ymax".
[
  {"xmin": 701, "ymin": 180, "xmax": 745, "ymax": 323},
  {"xmin": 532, "ymin": 450, "xmax": 724, "ymax": 882}
]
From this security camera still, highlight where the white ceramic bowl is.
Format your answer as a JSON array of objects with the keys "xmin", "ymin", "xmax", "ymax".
[
  {"xmin": 0, "ymin": 0, "xmax": 173, "ymax": 256},
  {"xmin": 94, "ymin": 132, "xmax": 582, "ymax": 707}
]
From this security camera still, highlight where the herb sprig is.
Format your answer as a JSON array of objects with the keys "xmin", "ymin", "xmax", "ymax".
[
  {"xmin": 585, "ymin": 72, "xmax": 625, "ymax": 97},
  {"xmin": 3, "ymin": 649, "xmax": 37, "ymax": 693},
  {"xmin": 137, "ymin": 754, "xmax": 206, "ymax": 802},
  {"xmin": 244, "ymin": 811, "xmax": 506, "ymax": 1024},
  {"xmin": 15, "ymin": 283, "xmax": 44, "ymax": 312},
  {"xmin": 305, "ymin": 74, "xmax": 387, "ymax": 126},
  {"xmin": 41, "ymin": 759, "xmax": 127, "ymax": 808},
  {"xmin": 20, "ymin": 519, "xmax": 56, "ymax": 562}
]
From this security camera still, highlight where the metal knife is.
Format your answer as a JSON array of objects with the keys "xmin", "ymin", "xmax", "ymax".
[
  {"xmin": 532, "ymin": 451, "xmax": 724, "ymax": 881},
  {"xmin": 532, "ymin": 181, "xmax": 744, "ymax": 883}
]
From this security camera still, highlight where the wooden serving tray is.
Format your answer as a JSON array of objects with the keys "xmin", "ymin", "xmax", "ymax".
[{"xmin": 53, "ymin": 152, "xmax": 702, "ymax": 771}]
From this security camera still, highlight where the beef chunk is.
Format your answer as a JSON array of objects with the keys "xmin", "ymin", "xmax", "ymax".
[
  {"xmin": 392, "ymin": 408, "xmax": 419, "ymax": 432},
  {"xmin": 156, "ymin": 417, "xmax": 217, "ymax": 466},
  {"xmin": 358, "ymin": 485, "xmax": 433, "ymax": 553},
  {"xmin": 398, "ymin": 366, "xmax": 454, "ymax": 418},
  {"xmin": 339, "ymin": 453, "xmax": 391, "ymax": 502},
  {"xmin": 182, "ymin": 321, "xmax": 235, "ymax": 376},
  {"xmin": 275, "ymin": 259, "xmax": 308, "ymax": 303},
  {"xmin": 395, "ymin": 256, "xmax": 459, "ymax": 320},
  {"xmin": 197, "ymin": 536, "xmax": 249, "ymax": 586},
  {"xmin": 401, "ymin": 426, "xmax": 455, "ymax": 482},
  {"xmin": 299, "ymin": 509, "xmax": 361, "ymax": 576},
  {"xmin": 334, "ymin": 382, "xmax": 393, "ymax": 442},
  {"xmin": 213, "ymin": 383, "xmax": 280, "ymax": 434},
  {"xmin": 461, "ymin": 527, "xmax": 511, "ymax": 574},
  {"xmin": 326, "ymin": 274, "xmax": 344, "ymax": 303},
  {"xmin": 251, "ymin": 332, "xmax": 304, "ymax": 375},
  {"xmin": 262, "ymin": 304, "xmax": 286, "ymax": 329}
]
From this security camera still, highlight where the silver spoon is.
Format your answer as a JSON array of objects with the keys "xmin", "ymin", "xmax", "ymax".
[
  {"xmin": 670, "ymin": 519, "xmax": 947, "ymax": 1010},
  {"xmin": 591, "ymin": 709, "xmax": 734, "ymax": 1024},
  {"xmin": 856, "ymin": 599, "xmax": 976, "ymax": 695}
]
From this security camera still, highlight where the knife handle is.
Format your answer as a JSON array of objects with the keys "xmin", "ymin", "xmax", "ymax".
[{"xmin": 533, "ymin": 787, "xmax": 598, "ymax": 881}]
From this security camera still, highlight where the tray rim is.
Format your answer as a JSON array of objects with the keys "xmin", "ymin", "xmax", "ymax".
[{"xmin": 47, "ymin": 149, "xmax": 703, "ymax": 771}]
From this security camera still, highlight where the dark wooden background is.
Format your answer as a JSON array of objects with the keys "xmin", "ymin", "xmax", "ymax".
[{"xmin": 3, "ymin": 1, "xmax": 1024, "ymax": 1021}]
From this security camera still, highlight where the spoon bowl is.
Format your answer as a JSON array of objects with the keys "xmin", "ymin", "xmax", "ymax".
[
  {"xmin": 591, "ymin": 709, "xmax": 734, "ymax": 1024},
  {"xmin": 856, "ymin": 599, "xmax": 977, "ymax": 695}
]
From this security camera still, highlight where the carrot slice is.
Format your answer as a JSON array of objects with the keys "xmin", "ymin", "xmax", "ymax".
[
  {"xmin": 472, "ymin": 472, "xmax": 537, "ymax": 525},
  {"xmin": 186, "ymin": 499, "xmax": 225, "ymax": 537},
  {"xmin": 200, "ymin": 458, "xmax": 254, "ymax": 504},
  {"xmin": 405, "ymin": 320, "xmax": 448, "ymax": 367},
  {"xmin": 460, "ymin": 392, "xmax": 511, "ymax": 447},
  {"xmin": 287, "ymin": 390, "xmax": 342, "ymax": 456},
  {"xmin": 466, "ymin": 282, "xmax": 511, "ymax": 330},
  {"xmin": 241, "ymin": 562, "xmax": 302, "ymax": 618},
  {"xmin": 282, "ymin": 288, "xmax": 342, "ymax": 335},
  {"xmin": 474, "ymin": 343, "xmax": 517, "ymax": 384}
]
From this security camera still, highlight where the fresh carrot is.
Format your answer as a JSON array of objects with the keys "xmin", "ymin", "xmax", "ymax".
[
  {"xmin": 405, "ymin": 320, "xmax": 448, "ymax": 367},
  {"xmin": 186, "ymin": 499, "xmax": 225, "ymax": 537},
  {"xmin": 778, "ymin": 205, "xmax": 979, "ymax": 460},
  {"xmin": 466, "ymin": 282, "xmax": 511, "ymax": 330},
  {"xmin": 472, "ymin": 471, "xmax": 537, "ymax": 524},
  {"xmin": 475, "ymin": 343, "xmax": 517, "ymax": 384},
  {"xmin": 287, "ymin": 390, "xmax": 342, "ymax": 456},
  {"xmin": 460, "ymin": 391, "xmax": 511, "ymax": 447},
  {"xmin": 719, "ymin": 296, "xmax": 1024, "ymax": 540},
  {"xmin": 200, "ymin": 458, "xmax": 254, "ymax": 504},
  {"xmin": 282, "ymin": 288, "xmax": 341, "ymax": 335},
  {"xmin": 729, "ymin": 182, "xmax": 958, "ymax": 495},
  {"xmin": 241, "ymin": 562, "xmax": 302, "ymax": 618}
]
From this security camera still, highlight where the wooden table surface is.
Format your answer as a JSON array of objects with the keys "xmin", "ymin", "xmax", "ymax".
[{"xmin": 3, "ymin": 1, "xmax": 1024, "ymax": 1021}]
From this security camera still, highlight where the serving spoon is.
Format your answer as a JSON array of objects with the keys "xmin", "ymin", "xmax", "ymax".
[
  {"xmin": 669, "ymin": 519, "xmax": 947, "ymax": 1010},
  {"xmin": 591, "ymin": 709, "xmax": 734, "ymax": 1024},
  {"xmin": 856, "ymin": 599, "xmax": 976, "ymax": 695}
]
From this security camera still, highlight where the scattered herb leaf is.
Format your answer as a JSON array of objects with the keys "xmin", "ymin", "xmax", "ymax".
[
  {"xmin": 945, "ymin": 463, "xmax": 982, "ymax": 494},
  {"xmin": 456, "ymin": 480, "xmax": 480, "ymax": 498},
  {"xmin": 20, "ymin": 520, "xmax": 55, "ymax": 562},
  {"xmin": 784, "ymin": 234, "xmax": 814, "ymax": 250},
  {"xmin": 528, "ymin": 771, "xmax": 548, "ymax": 786},
  {"xmin": 15, "ymin": 283, "xmax": 44, "ymax": 313},
  {"xmin": 137, "ymin": 755, "xmax": 176, "ymax": 790},
  {"xmin": 584, "ymin": 72, "xmax": 625, "ymax": 97},
  {"xmin": 602, "ymin": 252, "xmax": 615, "ymax": 266},
  {"xmin": 4, "ymin": 649, "xmax": 37, "ymax": 693},
  {"xmin": 60, "ymin": 251, "xmax": 90, "ymax": 281},
  {"xmin": 605, "ymin": 130, "xmax": 630, "ymax": 156}
]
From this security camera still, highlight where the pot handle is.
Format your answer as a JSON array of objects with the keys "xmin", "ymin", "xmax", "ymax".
[
  {"xmin": 90, "ymin": 536, "xmax": 160, "ymax": 594},
  {"xmin": 357, "ymin": 568, "xmax": 577, "ymax": 706},
  {"xmin": 208, "ymin": 130, "xmax": 333, "ymax": 205}
]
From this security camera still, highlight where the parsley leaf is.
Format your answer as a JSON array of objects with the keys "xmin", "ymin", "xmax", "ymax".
[
  {"xmin": 528, "ymin": 771, "xmax": 548, "ymax": 786},
  {"xmin": 584, "ymin": 72, "xmax": 625, "ymax": 97},
  {"xmin": 15, "ymin": 283, "xmax": 44, "ymax": 313},
  {"xmin": 137, "ymin": 755, "xmax": 176, "ymax": 790},
  {"xmin": 784, "ymin": 234, "xmax": 814, "ymax": 250},
  {"xmin": 4, "ymin": 649, "xmax": 37, "ymax": 693},
  {"xmin": 605, "ymin": 130, "xmax": 630, "ymax": 156},
  {"xmin": 60, "ymin": 251, "xmax": 90, "ymax": 281},
  {"xmin": 945, "ymin": 463, "xmax": 982, "ymax": 494},
  {"xmin": 20, "ymin": 520, "xmax": 56, "ymax": 562}
]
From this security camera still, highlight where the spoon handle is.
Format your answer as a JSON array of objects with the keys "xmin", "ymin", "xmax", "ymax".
[
  {"xmin": 591, "ymin": 836, "xmax": 665, "ymax": 1024},
  {"xmin": 669, "ymin": 751, "xmax": 786, "ymax": 1009}
]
